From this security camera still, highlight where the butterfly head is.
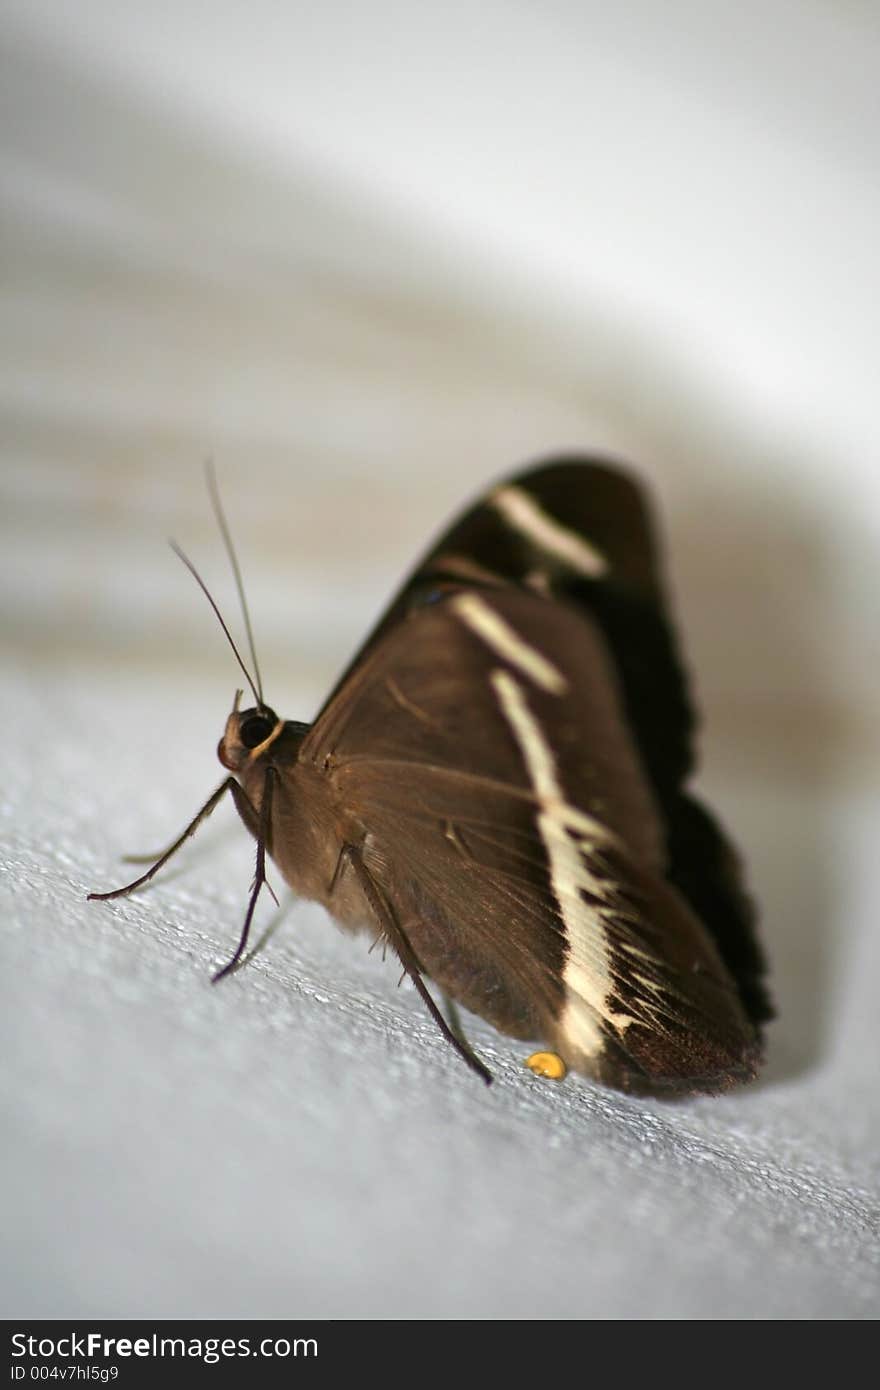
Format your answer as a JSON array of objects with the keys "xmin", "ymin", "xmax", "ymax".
[{"xmin": 218, "ymin": 690, "xmax": 282, "ymax": 772}]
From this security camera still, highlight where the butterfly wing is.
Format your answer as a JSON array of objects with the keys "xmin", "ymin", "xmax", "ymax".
[
  {"xmin": 304, "ymin": 582, "xmax": 763, "ymax": 1094},
  {"xmin": 324, "ymin": 459, "xmax": 687, "ymax": 780},
  {"xmin": 320, "ymin": 458, "xmax": 771, "ymax": 1032}
]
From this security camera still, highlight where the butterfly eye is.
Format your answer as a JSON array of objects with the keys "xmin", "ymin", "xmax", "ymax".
[{"xmin": 240, "ymin": 714, "xmax": 274, "ymax": 749}]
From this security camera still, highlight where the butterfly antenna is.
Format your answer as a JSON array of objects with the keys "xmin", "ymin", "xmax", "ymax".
[
  {"xmin": 170, "ymin": 541, "xmax": 262, "ymax": 709},
  {"xmin": 205, "ymin": 460, "xmax": 265, "ymax": 706}
]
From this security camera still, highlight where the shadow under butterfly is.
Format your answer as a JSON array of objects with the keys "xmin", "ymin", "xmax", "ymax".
[{"xmin": 90, "ymin": 459, "xmax": 773, "ymax": 1094}]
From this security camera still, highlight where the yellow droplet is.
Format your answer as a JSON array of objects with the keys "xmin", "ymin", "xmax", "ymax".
[{"xmin": 525, "ymin": 1051, "xmax": 567, "ymax": 1081}]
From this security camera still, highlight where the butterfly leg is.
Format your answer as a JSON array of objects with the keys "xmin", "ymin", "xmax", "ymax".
[
  {"xmin": 334, "ymin": 842, "xmax": 493, "ymax": 1086},
  {"xmin": 88, "ymin": 776, "xmax": 257, "ymax": 902},
  {"xmin": 440, "ymin": 991, "xmax": 471, "ymax": 1055},
  {"xmin": 212, "ymin": 767, "xmax": 277, "ymax": 982},
  {"xmin": 89, "ymin": 772, "xmax": 276, "ymax": 984}
]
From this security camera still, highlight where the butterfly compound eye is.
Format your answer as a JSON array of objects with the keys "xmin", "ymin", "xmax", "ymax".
[{"xmin": 240, "ymin": 713, "xmax": 275, "ymax": 749}]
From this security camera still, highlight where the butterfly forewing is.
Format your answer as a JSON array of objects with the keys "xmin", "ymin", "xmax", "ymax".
[{"xmin": 323, "ymin": 462, "xmax": 690, "ymax": 771}]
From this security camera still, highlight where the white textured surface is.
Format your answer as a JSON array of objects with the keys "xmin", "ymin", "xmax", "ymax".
[{"xmin": 2, "ymin": 3, "xmax": 879, "ymax": 1319}]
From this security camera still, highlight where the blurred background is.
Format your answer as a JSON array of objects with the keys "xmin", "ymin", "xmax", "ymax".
[{"xmin": 2, "ymin": 1, "xmax": 878, "ymax": 1319}]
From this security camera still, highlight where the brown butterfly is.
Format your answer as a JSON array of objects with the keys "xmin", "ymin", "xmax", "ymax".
[{"xmin": 91, "ymin": 458, "xmax": 772, "ymax": 1093}]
